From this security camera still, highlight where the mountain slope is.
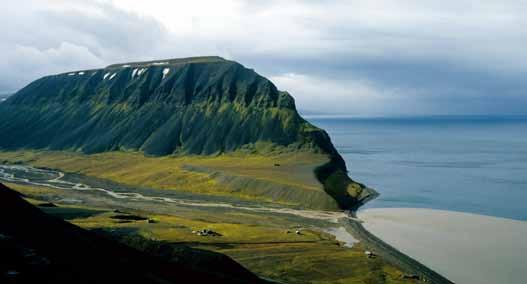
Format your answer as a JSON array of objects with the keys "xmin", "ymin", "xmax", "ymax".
[
  {"xmin": 0, "ymin": 183, "xmax": 265, "ymax": 284},
  {"xmin": 0, "ymin": 56, "xmax": 321, "ymax": 155},
  {"xmin": 0, "ymin": 56, "xmax": 375, "ymax": 210}
]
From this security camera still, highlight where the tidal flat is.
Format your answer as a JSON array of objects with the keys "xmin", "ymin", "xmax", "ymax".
[{"xmin": 358, "ymin": 207, "xmax": 527, "ymax": 284}]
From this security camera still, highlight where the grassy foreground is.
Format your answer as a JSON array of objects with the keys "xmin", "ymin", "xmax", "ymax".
[
  {"xmin": 7, "ymin": 182, "xmax": 415, "ymax": 284},
  {"xmin": 0, "ymin": 150, "xmax": 346, "ymax": 210}
]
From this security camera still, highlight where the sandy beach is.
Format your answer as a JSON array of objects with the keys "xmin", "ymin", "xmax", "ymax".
[{"xmin": 358, "ymin": 208, "xmax": 527, "ymax": 284}]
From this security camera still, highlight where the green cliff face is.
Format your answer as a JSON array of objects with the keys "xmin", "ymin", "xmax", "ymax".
[
  {"xmin": 0, "ymin": 56, "xmax": 375, "ymax": 210},
  {"xmin": 1, "ymin": 57, "xmax": 324, "ymax": 155}
]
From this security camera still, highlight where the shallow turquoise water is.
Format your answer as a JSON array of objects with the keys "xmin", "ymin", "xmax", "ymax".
[{"xmin": 307, "ymin": 116, "xmax": 527, "ymax": 221}]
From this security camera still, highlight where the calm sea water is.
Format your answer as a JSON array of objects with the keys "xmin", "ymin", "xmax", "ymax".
[{"xmin": 307, "ymin": 116, "xmax": 527, "ymax": 221}]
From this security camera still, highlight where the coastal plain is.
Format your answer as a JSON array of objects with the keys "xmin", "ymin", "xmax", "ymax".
[
  {"xmin": 0, "ymin": 150, "xmax": 361, "ymax": 210},
  {"xmin": 1, "ymin": 177, "xmax": 413, "ymax": 284}
]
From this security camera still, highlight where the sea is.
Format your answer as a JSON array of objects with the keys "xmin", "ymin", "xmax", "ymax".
[{"xmin": 306, "ymin": 115, "xmax": 527, "ymax": 221}]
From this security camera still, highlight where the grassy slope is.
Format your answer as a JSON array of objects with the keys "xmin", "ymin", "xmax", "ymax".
[
  {"xmin": 0, "ymin": 150, "xmax": 347, "ymax": 210},
  {"xmin": 8, "ymin": 182, "xmax": 414, "ymax": 284}
]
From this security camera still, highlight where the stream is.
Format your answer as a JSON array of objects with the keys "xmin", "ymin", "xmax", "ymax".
[{"xmin": 0, "ymin": 164, "xmax": 357, "ymax": 246}]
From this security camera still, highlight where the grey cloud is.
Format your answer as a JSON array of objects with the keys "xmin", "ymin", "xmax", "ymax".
[
  {"xmin": 2, "ymin": 0, "xmax": 526, "ymax": 115},
  {"xmin": 39, "ymin": 4, "xmax": 167, "ymax": 59},
  {"xmin": 1, "ymin": 0, "xmax": 169, "ymax": 91}
]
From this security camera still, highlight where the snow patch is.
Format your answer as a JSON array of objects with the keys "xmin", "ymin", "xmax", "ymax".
[
  {"xmin": 152, "ymin": 62, "xmax": 169, "ymax": 65},
  {"xmin": 122, "ymin": 64, "xmax": 131, "ymax": 67},
  {"xmin": 162, "ymin": 68, "xmax": 170, "ymax": 79},
  {"xmin": 137, "ymin": 68, "xmax": 147, "ymax": 76},
  {"xmin": 78, "ymin": 72, "xmax": 85, "ymax": 75},
  {"xmin": 103, "ymin": 72, "xmax": 110, "ymax": 80},
  {"xmin": 109, "ymin": 73, "xmax": 117, "ymax": 80},
  {"xmin": 68, "ymin": 73, "xmax": 75, "ymax": 76}
]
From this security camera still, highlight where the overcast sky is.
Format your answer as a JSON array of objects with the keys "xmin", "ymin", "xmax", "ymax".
[{"xmin": 2, "ymin": 0, "xmax": 526, "ymax": 115}]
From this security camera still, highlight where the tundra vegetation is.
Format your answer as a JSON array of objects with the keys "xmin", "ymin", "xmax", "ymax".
[{"xmin": 6, "ymin": 182, "xmax": 412, "ymax": 284}]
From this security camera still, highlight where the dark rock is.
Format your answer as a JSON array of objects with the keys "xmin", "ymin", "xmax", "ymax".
[
  {"xmin": 37, "ymin": 202, "xmax": 57, "ymax": 208},
  {"xmin": 110, "ymin": 214, "xmax": 148, "ymax": 221}
]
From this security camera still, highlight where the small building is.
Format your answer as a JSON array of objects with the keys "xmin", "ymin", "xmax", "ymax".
[
  {"xmin": 194, "ymin": 229, "xmax": 222, "ymax": 237},
  {"xmin": 403, "ymin": 274, "xmax": 420, "ymax": 280},
  {"xmin": 364, "ymin": 251, "xmax": 376, "ymax": 258}
]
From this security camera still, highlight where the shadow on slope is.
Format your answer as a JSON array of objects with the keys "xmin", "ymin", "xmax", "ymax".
[{"xmin": 0, "ymin": 183, "xmax": 266, "ymax": 284}]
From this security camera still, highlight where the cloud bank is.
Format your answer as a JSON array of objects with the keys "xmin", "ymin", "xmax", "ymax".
[{"xmin": 2, "ymin": 0, "xmax": 526, "ymax": 115}]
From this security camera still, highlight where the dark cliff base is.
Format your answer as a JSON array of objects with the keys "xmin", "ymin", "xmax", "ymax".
[{"xmin": 315, "ymin": 157, "xmax": 374, "ymax": 211}]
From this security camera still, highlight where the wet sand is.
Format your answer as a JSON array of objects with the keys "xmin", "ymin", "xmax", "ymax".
[{"xmin": 358, "ymin": 208, "xmax": 527, "ymax": 284}]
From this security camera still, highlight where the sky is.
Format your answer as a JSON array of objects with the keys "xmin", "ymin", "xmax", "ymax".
[{"xmin": 2, "ymin": 0, "xmax": 526, "ymax": 115}]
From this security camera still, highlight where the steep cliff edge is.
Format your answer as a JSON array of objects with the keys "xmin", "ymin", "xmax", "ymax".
[{"xmin": 0, "ymin": 56, "xmax": 376, "ymax": 210}]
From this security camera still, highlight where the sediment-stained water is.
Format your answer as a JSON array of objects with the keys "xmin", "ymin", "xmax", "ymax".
[{"xmin": 359, "ymin": 208, "xmax": 527, "ymax": 284}]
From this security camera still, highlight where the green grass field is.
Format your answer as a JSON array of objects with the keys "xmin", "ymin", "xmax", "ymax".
[
  {"xmin": 5, "ymin": 182, "xmax": 415, "ymax": 284},
  {"xmin": 0, "ymin": 150, "xmax": 345, "ymax": 210}
]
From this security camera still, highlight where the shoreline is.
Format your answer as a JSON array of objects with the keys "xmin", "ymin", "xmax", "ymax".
[
  {"xmin": 2, "ymin": 162, "xmax": 455, "ymax": 282},
  {"xmin": 0, "ymin": 164, "xmax": 420, "ymax": 283},
  {"xmin": 4, "ymin": 162, "xmax": 512, "ymax": 284},
  {"xmin": 340, "ymin": 215, "xmax": 455, "ymax": 284},
  {"xmin": 347, "ymin": 193, "xmax": 454, "ymax": 283}
]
